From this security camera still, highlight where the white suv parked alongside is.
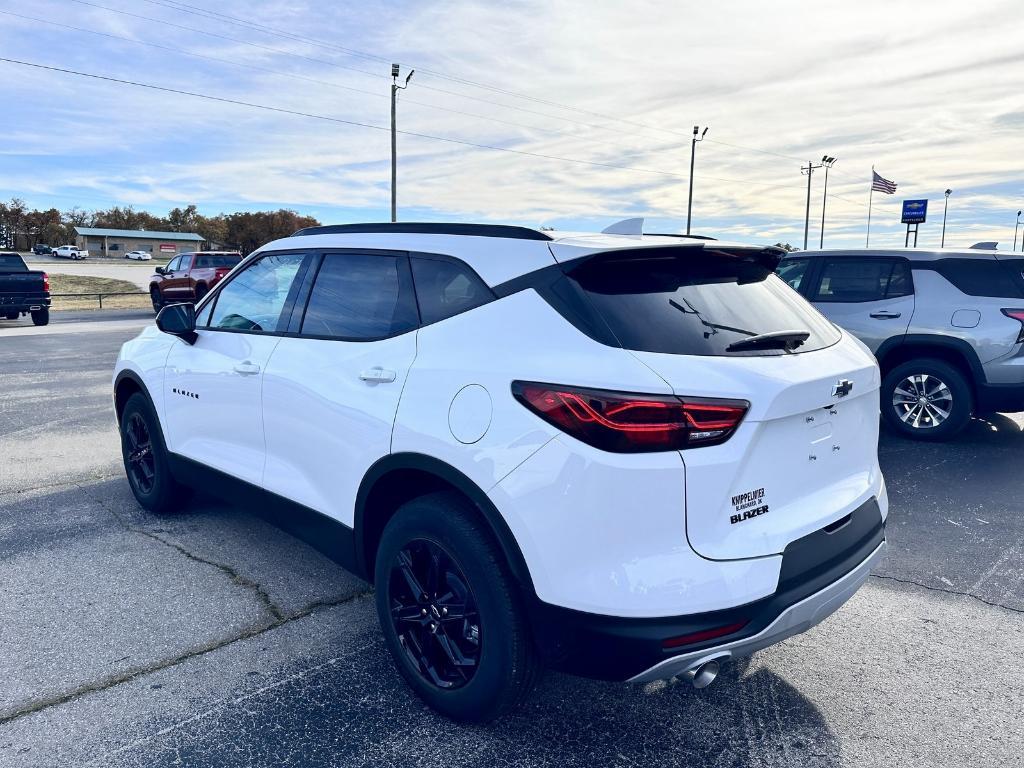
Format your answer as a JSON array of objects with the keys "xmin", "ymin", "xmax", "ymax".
[{"xmin": 113, "ymin": 223, "xmax": 887, "ymax": 721}]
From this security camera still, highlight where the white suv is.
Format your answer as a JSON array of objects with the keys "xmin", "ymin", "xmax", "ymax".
[{"xmin": 113, "ymin": 223, "xmax": 888, "ymax": 721}]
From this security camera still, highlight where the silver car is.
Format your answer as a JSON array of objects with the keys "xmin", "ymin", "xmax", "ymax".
[{"xmin": 778, "ymin": 248, "xmax": 1024, "ymax": 440}]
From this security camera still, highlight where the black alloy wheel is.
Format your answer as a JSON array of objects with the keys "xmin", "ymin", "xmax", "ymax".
[
  {"xmin": 388, "ymin": 538, "xmax": 481, "ymax": 690},
  {"xmin": 150, "ymin": 288, "xmax": 162, "ymax": 313},
  {"xmin": 124, "ymin": 411, "xmax": 156, "ymax": 496}
]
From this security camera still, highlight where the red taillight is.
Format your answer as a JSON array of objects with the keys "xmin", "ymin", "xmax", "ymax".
[
  {"xmin": 42, "ymin": 272, "xmax": 49, "ymax": 292},
  {"xmin": 662, "ymin": 620, "xmax": 748, "ymax": 650},
  {"xmin": 1003, "ymin": 309, "xmax": 1024, "ymax": 344},
  {"xmin": 511, "ymin": 381, "xmax": 748, "ymax": 452}
]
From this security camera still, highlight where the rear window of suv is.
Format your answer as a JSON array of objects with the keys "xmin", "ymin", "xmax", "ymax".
[
  {"xmin": 926, "ymin": 258, "xmax": 1024, "ymax": 299},
  {"xmin": 564, "ymin": 249, "xmax": 841, "ymax": 356}
]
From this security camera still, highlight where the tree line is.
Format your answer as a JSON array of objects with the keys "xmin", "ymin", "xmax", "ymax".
[{"xmin": 0, "ymin": 199, "xmax": 320, "ymax": 254}]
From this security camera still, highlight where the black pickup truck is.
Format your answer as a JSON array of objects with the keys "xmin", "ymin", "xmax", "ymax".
[{"xmin": 0, "ymin": 253, "xmax": 50, "ymax": 326}]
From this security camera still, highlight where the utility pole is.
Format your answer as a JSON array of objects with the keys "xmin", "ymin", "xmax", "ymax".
[
  {"xmin": 686, "ymin": 125, "xmax": 708, "ymax": 235},
  {"xmin": 1015, "ymin": 210, "xmax": 1022, "ymax": 252},
  {"xmin": 390, "ymin": 63, "xmax": 414, "ymax": 223},
  {"xmin": 802, "ymin": 159, "xmax": 823, "ymax": 250},
  {"xmin": 941, "ymin": 189, "xmax": 952, "ymax": 247},
  {"xmin": 819, "ymin": 156, "xmax": 837, "ymax": 248}
]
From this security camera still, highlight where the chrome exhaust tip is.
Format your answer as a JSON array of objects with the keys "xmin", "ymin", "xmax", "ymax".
[{"xmin": 684, "ymin": 659, "xmax": 720, "ymax": 689}]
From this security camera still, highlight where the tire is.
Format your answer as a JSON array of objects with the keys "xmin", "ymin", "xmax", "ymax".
[
  {"xmin": 4, "ymin": 312, "xmax": 18, "ymax": 321},
  {"xmin": 881, "ymin": 358, "xmax": 972, "ymax": 440},
  {"xmin": 119, "ymin": 392, "xmax": 190, "ymax": 514},
  {"xmin": 30, "ymin": 308, "xmax": 49, "ymax": 326},
  {"xmin": 374, "ymin": 492, "xmax": 540, "ymax": 722},
  {"xmin": 150, "ymin": 287, "xmax": 162, "ymax": 313}
]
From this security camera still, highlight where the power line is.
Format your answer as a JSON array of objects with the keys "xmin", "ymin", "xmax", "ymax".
[
  {"xmin": 0, "ymin": 56, "xmax": 807, "ymax": 194},
  {"xmin": 0, "ymin": 9, "xmax": 611, "ymax": 144},
  {"xmin": 0, "ymin": 56, "xmax": 688, "ymax": 179},
  {"xmin": 136, "ymin": 0, "xmax": 697, "ymax": 139},
  {"xmin": 65, "ymin": 0, "xmax": 673, "ymax": 143}
]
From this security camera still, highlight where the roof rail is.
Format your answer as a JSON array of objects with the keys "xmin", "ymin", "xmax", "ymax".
[
  {"xmin": 646, "ymin": 233, "xmax": 718, "ymax": 241},
  {"xmin": 290, "ymin": 222, "xmax": 553, "ymax": 241}
]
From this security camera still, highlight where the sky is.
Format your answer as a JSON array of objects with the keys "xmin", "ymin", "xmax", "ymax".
[{"xmin": 1, "ymin": 0, "xmax": 1023, "ymax": 250}]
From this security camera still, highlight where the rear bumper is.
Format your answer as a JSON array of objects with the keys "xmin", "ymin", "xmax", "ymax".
[
  {"xmin": 0, "ymin": 295, "xmax": 51, "ymax": 312},
  {"xmin": 977, "ymin": 381, "xmax": 1024, "ymax": 413},
  {"xmin": 628, "ymin": 539, "xmax": 885, "ymax": 682},
  {"xmin": 526, "ymin": 496, "xmax": 885, "ymax": 682}
]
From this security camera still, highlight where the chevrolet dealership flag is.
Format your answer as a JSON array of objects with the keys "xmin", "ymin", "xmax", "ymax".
[{"xmin": 871, "ymin": 171, "xmax": 897, "ymax": 194}]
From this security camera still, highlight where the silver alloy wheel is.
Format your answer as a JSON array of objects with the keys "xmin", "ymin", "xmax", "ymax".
[{"xmin": 892, "ymin": 373, "xmax": 953, "ymax": 429}]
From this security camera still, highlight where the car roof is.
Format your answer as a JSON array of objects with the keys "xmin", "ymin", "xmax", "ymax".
[
  {"xmin": 792, "ymin": 247, "xmax": 1003, "ymax": 262},
  {"xmin": 261, "ymin": 223, "xmax": 776, "ymax": 287}
]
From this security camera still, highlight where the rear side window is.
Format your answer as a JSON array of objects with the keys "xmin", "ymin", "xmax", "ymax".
[
  {"xmin": 300, "ymin": 252, "xmax": 418, "ymax": 340},
  {"xmin": 814, "ymin": 258, "xmax": 912, "ymax": 302},
  {"xmin": 566, "ymin": 251, "xmax": 840, "ymax": 356},
  {"xmin": 929, "ymin": 258, "xmax": 1023, "ymax": 299},
  {"xmin": 410, "ymin": 256, "xmax": 493, "ymax": 325}
]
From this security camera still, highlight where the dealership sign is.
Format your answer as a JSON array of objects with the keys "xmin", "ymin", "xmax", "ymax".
[
  {"xmin": 159, "ymin": 244, "xmax": 177, "ymax": 252},
  {"xmin": 901, "ymin": 199, "xmax": 928, "ymax": 224}
]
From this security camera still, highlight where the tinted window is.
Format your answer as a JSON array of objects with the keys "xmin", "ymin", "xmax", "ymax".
[
  {"xmin": 300, "ymin": 253, "xmax": 417, "ymax": 340},
  {"xmin": 411, "ymin": 256, "xmax": 493, "ymax": 325},
  {"xmin": 0, "ymin": 254, "xmax": 27, "ymax": 271},
  {"xmin": 567, "ymin": 250, "xmax": 840, "ymax": 356},
  {"xmin": 776, "ymin": 258, "xmax": 811, "ymax": 292},
  {"xmin": 195, "ymin": 254, "xmax": 242, "ymax": 268},
  {"xmin": 814, "ymin": 258, "xmax": 911, "ymax": 302},
  {"xmin": 207, "ymin": 252, "xmax": 306, "ymax": 333},
  {"xmin": 929, "ymin": 258, "xmax": 1023, "ymax": 299}
]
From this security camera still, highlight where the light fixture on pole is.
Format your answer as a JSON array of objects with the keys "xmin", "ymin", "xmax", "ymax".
[
  {"xmin": 802, "ymin": 159, "xmax": 823, "ymax": 250},
  {"xmin": 686, "ymin": 125, "xmax": 708, "ymax": 235},
  {"xmin": 819, "ymin": 156, "xmax": 837, "ymax": 248},
  {"xmin": 1015, "ymin": 210, "xmax": 1023, "ymax": 253},
  {"xmin": 390, "ymin": 63, "xmax": 415, "ymax": 223},
  {"xmin": 941, "ymin": 189, "xmax": 952, "ymax": 247}
]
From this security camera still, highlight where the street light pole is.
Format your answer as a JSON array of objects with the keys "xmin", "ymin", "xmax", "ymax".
[
  {"xmin": 390, "ymin": 63, "xmax": 414, "ymax": 223},
  {"xmin": 819, "ymin": 156, "xmax": 837, "ymax": 248},
  {"xmin": 941, "ymin": 189, "xmax": 952, "ymax": 247},
  {"xmin": 686, "ymin": 125, "xmax": 708, "ymax": 235},
  {"xmin": 1015, "ymin": 210, "xmax": 1023, "ymax": 253},
  {"xmin": 802, "ymin": 159, "xmax": 823, "ymax": 250}
]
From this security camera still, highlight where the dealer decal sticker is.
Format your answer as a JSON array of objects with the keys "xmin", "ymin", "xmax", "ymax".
[{"xmin": 730, "ymin": 487, "xmax": 769, "ymax": 525}]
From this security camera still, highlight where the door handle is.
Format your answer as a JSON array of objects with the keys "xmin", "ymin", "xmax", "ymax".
[
  {"xmin": 359, "ymin": 367, "xmax": 397, "ymax": 384},
  {"xmin": 233, "ymin": 361, "xmax": 261, "ymax": 376},
  {"xmin": 869, "ymin": 311, "xmax": 902, "ymax": 319}
]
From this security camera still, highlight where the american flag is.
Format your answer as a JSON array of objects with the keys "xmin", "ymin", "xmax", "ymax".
[{"xmin": 871, "ymin": 170, "xmax": 897, "ymax": 194}]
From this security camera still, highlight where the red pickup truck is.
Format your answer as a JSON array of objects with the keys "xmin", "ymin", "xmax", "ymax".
[{"xmin": 149, "ymin": 251, "xmax": 242, "ymax": 312}]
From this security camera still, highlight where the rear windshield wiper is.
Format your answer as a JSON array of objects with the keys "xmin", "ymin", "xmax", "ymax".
[{"xmin": 726, "ymin": 330, "xmax": 810, "ymax": 353}]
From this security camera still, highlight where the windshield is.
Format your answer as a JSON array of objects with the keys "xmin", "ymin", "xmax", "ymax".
[{"xmin": 567, "ymin": 251, "xmax": 841, "ymax": 356}]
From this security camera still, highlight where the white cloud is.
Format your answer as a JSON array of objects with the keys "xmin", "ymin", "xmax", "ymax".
[{"xmin": 0, "ymin": 0, "xmax": 1020, "ymax": 248}]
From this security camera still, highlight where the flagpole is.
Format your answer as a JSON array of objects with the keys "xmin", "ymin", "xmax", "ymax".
[{"xmin": 866, "ymin": 165, "xmax": 874, "ymax": 247}]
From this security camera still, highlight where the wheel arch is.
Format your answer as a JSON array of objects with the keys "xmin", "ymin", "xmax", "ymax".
[
  {"xmin": 876, "ymin": 334, "xmax": 983, "ymax": 402},
  {"xmin": 113, "ymin": 369, "xmax": 153, "ymax": 426},
  {"xmin": 354, "ymin": 453, "xmax": 536, "ymax": 595}
]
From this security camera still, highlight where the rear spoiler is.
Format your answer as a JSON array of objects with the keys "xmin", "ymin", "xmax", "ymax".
[{"xmin": 560, "ymin": 243, "xmax": 787, "ymax": 273}]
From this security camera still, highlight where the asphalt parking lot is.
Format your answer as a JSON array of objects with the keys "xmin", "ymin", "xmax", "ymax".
[{"xmin": 1, "ymin": 311, "xmax": 1022, "ymax": 767}]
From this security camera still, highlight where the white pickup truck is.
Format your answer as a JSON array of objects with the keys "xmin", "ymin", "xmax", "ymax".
[{"xmin": 52, "ymin": 245, "xmax": 89, "ymax": 260}]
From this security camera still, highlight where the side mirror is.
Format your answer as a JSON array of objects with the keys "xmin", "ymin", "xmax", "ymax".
[
  {"xmin": 155, "ymin": 266, "xmax": 166, "ymax": 275},
  {"xmin": 156, "ymin": 303, "xmax": 197, "ymax": 345}
]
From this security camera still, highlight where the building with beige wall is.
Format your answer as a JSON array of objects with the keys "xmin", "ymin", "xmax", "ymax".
[{"xmin": 74, "ymin": 227, "xmax": 204, "ymax": 257}]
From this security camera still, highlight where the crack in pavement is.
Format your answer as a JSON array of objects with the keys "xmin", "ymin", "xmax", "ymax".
[
  {"xmin": 870, "ymin": 573, "xmax": 1024, "ymax": 615},
  {"xmin": 0, "ymin": 486, "xmax": 375, "ymax": 727},
  {"xmin": 0, "ymin": 589, "xmax": 375, "ymax": 727}
]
